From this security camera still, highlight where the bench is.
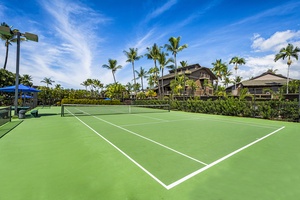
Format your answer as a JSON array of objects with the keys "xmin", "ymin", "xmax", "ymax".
[{"xmin": 31, "ymin": 110, "xmax": 38, "ymax": 117}]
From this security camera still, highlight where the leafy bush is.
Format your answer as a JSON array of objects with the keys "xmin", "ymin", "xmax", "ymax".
[{"xmin": 135, "ymin": 98, "xmax": 299, "ymax": 122}]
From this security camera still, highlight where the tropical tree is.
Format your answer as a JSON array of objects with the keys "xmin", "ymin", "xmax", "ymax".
[
  {"xmin": 229, "ymin": 56, "xmax": 245, "ymax": 89},
  {"xmin": 274, "ymin": 43, "xmax": 300, "ymax": 94},
  {"xmin": 145, "ymin": 43, "xmax": 162, "ymax": 96},
  {"xmin": 234, "ymin": 76, "xmax": 243, "ymax": 84},
  {"xmin": 164, "ymin": 36, "xmax": 188, "ymax": 79},
  {"xmin": 0, "ymin": 68, "xmax": 15, "ymax": 87},
  {"xmin": 20, "ymin": 74, "xmax": 33, "ymax": 86},
  {"xmin": 92, "ymin": 79, "xmax": 103, "ymax": 97},
  {"xmin": 186, "ymin": 79, "xmax": 198, "ymax": 97},
  {"xmin": 148, "ymin": 66, "xmax": 160, "ymax": 92},
  {"xmin": 135, "ymin": 67, "xmax": 148, "ymax": 92},
  {"xmin": 267, "ymin": 68, "xmax": 278, "ymax": 74},
  {"xmin": 179, "ymin": 60, "xmax": 188, "ymax": 68},
  {"xmin": 105, "ymin": 83, "xmax": 126, "ymax": 100},
  {"xmin": 41, "ymin": 77, "xmax": 55, "ymax": 88},
  {"xmin": 81, "ymin": 80, "xmax": 89, "ymax": 91},
  {"xmin": 222, "ymin": 68, "xmax": 233, "ymax": 88},
  {"xmin": 123, "ymin": 48, "xmax": 143, "ymax": 95},
  {"xmin": 102, "ymin": 59, "xmax": 122, "ymax": 84},
  {"xmin": 211, "ymin": 59, "xmax": 227, "ymax": 90},
  {"xmin": 158, "ymin": 51, "xmax": 174, "ymax": 96}
]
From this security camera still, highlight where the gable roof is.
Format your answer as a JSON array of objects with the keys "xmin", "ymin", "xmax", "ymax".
[
  {"xmin": 160, "ymin": 63, "xmax": 217, "ymax": 80},
  {"xmin": 250, "ymin": 72, "xmax": 287, "ymax": 80}
]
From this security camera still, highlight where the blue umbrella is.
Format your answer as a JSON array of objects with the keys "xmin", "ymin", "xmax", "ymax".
[{"xmin": 0, "ymin": 84, "xmax": 40, "ymax": 92}]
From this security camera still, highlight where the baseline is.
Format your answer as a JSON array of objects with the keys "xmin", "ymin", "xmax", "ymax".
[{"xmin": 165, "ymin": 126, "xmax": 285, "ymax": 190}]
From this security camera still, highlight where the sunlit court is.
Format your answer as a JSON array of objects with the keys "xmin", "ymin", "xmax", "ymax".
[{"xmin": 1, "ymin": 106, "xmax": 299, "ymax": 199}]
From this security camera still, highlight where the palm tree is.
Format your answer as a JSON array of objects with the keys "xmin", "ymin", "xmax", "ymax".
[
  {"xmin": 41, "ymin": 77, "xmax": 55, "ymax": 88},
  {"xmin": 234, "ymin": 76, "xmax": 243, "ymax": 85},
  {"xmin": 164, "ymin": 36, "xmax": 188, "ymax": 80},
  {"xmin": 179, "ymin": 60, "xmax": 188, "ymax": 68},
  {"xmin": 229, "ymin": 56, "xmax": 245, "ymax": 90},
  {"xmin": 102, "ymin": 59, "xmax": 122, "ymax": 84},
  {"xmin": 0, "ymin": 22, "xmax": 14, "ymax": 70},
  {"xmin": 123, "ymin": 48, "xmax": 142, "ymax": 96},
  {"xmin": 20, "ymin": 74, "xmax": 33, "ymax": 86},
  {"xmin": 148, "ymin": 66, "xmax": 160, "ymax": 91},
  {"xmin": 158, "ymin": 51, "xmax": 174, "ymax": 96},
  {"xmin": 92, "ymin": 79, "xmax": 103, "ymax": 97},
  {"xmin": 267, "ymin": 68, "xmax": 278, "ymax": 74},
  {"xmin": 0, "ymin": 22, "xmax": 25, "ymax": 70},
  {"xmin": 145, "ymin": 43, "xmax": 162, "ymax": 96},
  {"xmin": 274, "ymin": 43, "xmax": 300, "ymax": 94},
  {"xmin": 211, "ymin": 59, "xmax": 227, "ymax": 90},
  {"xmin": 135, "ymin": 67, "xmax": 148, "ymax": 92},
  {"xmin": 81, "ymin": 80, "xmax": 89, "ymax": 91}
]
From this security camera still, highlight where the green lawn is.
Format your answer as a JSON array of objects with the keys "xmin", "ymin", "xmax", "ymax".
[{"xmin": 0, "ymin": 106, "xmax": 299, "ymax": 200}]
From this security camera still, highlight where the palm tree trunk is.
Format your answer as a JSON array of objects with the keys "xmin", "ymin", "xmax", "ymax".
[
  {"xmin": 154, "ymin": 60, "xmax": 161, "ymax": 98},
  {"xmin": 174, "ymin": 54, "xmax": 177, "ymax": 81},
  {"xmin": 161, "ymin": 69, "xmax": 164, "ymax": 96},
  {"xmin": 287, "ymin": 64, "xmax": 290, "ymax": 94},
  {"xmin": 112, "ymin": 71, "xmax": 116, "ymax": 84},
  {"xmin": 141, "ymin": 77, "xmax": 144, "ymax": 92},
  {"xmin": 3, "ymin": 42, "xmax": 9, "ymax": 70}
]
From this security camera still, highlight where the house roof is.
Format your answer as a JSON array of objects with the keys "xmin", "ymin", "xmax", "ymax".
[
  {"xmin": 240, "ymin": 79, "xmax": 287, "ymax": 87},
  {"xmin": 250, "ymin": 71, "xmax": 287, "ymax": 80},
  {"xmin": 160, "ymin": 63, "xmax": 217, "ymax": 80},
  {"xmin": 226, "ymin": 71, "xmax": 290, "ymax": 90}
]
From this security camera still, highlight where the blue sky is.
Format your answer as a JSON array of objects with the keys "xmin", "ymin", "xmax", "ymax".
[{"xmin": 1, "ymin": 0, "xmax": 300, "ymax": 89}]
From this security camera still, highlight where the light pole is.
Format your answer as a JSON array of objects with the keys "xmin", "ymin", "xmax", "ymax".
[{"xmin": 0, "ymin": 26, "xmax": 38, "ymax": 115}]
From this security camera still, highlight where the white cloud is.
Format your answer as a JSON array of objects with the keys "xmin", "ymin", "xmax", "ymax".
[
  {"xmin": 145, "ymin": 0, "xmax": 178, "ymax": 22},
  {"xmin": 251, "ymin": 30, "xmax": 300, "ymax": 52}
]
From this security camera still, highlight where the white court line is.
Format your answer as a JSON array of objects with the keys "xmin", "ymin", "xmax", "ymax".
[
  {"xmin": 120, "ymin": 117, "xmax": 202, "ymax": 127},
  {"xmin": 170, "ymin": 112, "xmax": 281, "ymax": 129},
  {"xmin": 67, "ymin": 108, "xmax": 285, "ymax": 190},
  {"xmin": 90, "ymin": 114, "xmax": 208, "ymax": 166},
  {"xmin": 165, "ymin": 126, "xmax": 285, "ymax": 190},
  {"xmin": 66, "ymin": 109, "xmax": 169, "ymax": 189}
]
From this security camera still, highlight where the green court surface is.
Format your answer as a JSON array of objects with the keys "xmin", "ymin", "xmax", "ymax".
[{"xmin": 0, "ymin": 106, "xmax": 299, "ymax": 200}]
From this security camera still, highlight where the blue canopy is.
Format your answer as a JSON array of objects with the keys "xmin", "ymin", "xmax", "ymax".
[{"xmin": 0, "ymin": 84, "xmax": 40, "ymax": 93}]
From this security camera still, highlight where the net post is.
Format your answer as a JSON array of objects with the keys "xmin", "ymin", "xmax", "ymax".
[
  {"xmin": 9, "ymin": 106, "xmax": 11, "ymax": 122},
  {"xmin": 61, "ymin": 104, "xmax": 64, "ymax": 117}
]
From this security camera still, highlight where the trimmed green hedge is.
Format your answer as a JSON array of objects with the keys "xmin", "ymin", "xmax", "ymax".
[{"xmin": 134, "ymin": 98, "xmax": 299, "ymax": 122}]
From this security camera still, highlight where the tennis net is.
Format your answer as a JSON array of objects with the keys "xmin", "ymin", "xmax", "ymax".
[
  {"xmin": 61, "ymin": 104, "xmax": 170, "ymax": 117},
  {"xmin": 0, "ymin": 106, "xmax": 11, "ymax": 126}
]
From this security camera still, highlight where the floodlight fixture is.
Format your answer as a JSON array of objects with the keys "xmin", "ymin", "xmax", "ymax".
[
  {"xmin": 0, "ymin": 26, "xmax": 12, "ymax": 36},
  {"xmin": 0, "ymin": 25, "xmax": 38, "ymax": 115}
]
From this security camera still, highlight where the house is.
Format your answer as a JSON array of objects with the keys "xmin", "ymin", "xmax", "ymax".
[
  {"xmin": 226, "ymin": 71, "xmax": 289, "ymax": 96},
  {"xmin": 157, "ymin": 64, "xmax": 217, "ymax": 96}
]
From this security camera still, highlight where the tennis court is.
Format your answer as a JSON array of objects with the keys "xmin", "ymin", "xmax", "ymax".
[{"xmin": 0, "ymin": 105, "xmax": 299, "ymax": 199}]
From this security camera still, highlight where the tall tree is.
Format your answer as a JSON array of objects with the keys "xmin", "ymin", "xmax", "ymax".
[
  {"xmin": 145, "ymin": 43, "xmax": 162, "ymax": 96},
  {"xmin": 274, "ymin": 43, "xmax": 300, "ymax": 94},
  {"xmin": 164, "ymin": 36, "xmax": 188, "ymax": 80},
  {"xmin": 41, "ymin": 77, "xmax": 55, "ymax": 88},
  {"xmin": 123, "ymin": 48, "xmax": 142, "ymax": 96},
  {"xmin": 102, "ymin": 59, "xmax": 122, "ymax": 84},
  {"xmin": 0, "ymin": 22, "xmax": 25, "ymax": 70},
  {"xmin": 211, "ymin": 59, "xmax": 227, "ymax": 90},
  {"xmin": 158, "ymin": 51, "xmax": 174, "ymax": 96},
  {"xmin": 81, "ymin": 80, "xmax": 89, "ymax": 91},
  {"xmin": 135, "ymin": 67, "xmax": 148, "ymax": 92},
  {"xmin": 20, "ymin": 74, "xmax": 33, "ymax": 86},
  {"xmin": 229, "ymin": 56, "xmax": 245, "ymax": 90},
  {"xmin": 179, "ymin": 60, "xmax": 188, "ymax": 68}
]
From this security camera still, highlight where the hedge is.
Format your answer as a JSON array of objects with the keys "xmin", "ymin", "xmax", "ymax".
[{"xmin": 134, "ymin": 98, "xmax": 299, "ymax": 122}]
